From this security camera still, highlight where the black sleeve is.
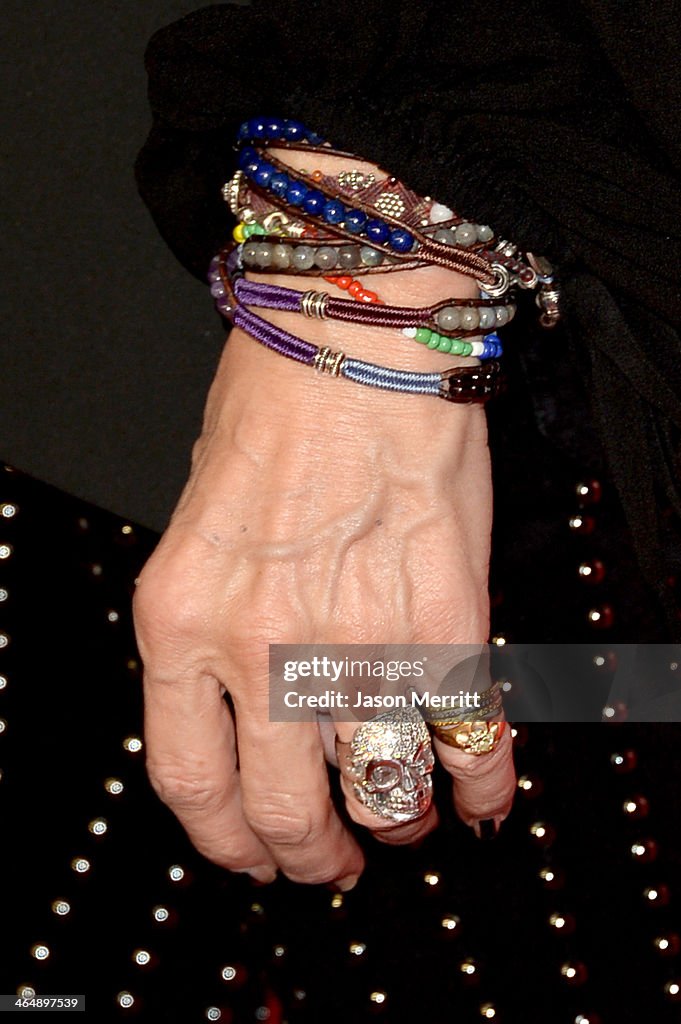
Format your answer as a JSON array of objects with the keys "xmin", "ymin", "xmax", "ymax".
[{"xmin": 135, "ymin": 0, "xmax": 681, "ymax": 626}]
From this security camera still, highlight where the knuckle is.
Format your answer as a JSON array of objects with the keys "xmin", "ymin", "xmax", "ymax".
[
  {"xmin": 146, "ymin": 761, "xmax": 225, "ymax": 814},
  {"xmin": 227, "ymin": 605, "xmax": 302, "ymax": 650},
  {"xmin": 225, "ymin": 611, "xmax": 304, "ymax": 679},
  {"xmin": 446, "ymin": 752, "xmax": 483, "ymax": 780},
  {"xmin": 133, "ymin": 555, "xmax": 209, "ymax": 646},
  {"xmin": 246, "ymin": 805, "xmax": 321, "ymax": 848}
]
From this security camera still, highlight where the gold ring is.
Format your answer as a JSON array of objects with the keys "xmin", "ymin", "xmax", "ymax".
[{"xmin": 431, "ymin": 719, "xmax": 506, "ymax": 755}]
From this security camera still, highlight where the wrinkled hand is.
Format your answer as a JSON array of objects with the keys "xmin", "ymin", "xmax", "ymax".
[{"xmin": 133, "ymin": 200, "xmax": 516, "ymax": 888}]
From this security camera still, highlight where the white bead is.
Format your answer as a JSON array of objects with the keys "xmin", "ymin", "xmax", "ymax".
[
  {"xmin": 470, "ymin": 341, "xmax": 485, "ymax": 356},
  {"xmin": 402, "ymin": 328, "xmax": 417, "ymax": 338},
  {"xmin": 429, "ymin": 202, "xmax": 454, "ymax": 223}
]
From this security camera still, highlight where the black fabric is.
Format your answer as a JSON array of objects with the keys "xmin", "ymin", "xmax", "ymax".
[
  {"xmin": 4, "ymin": 468, "xmax": 681, "ymax": 1022},
  {"xmin": 135, "ymin": 0, "xmax": 681, "ymax": 634}
]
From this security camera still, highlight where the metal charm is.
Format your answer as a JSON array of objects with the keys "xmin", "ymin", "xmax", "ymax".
[
  {"xmin": 337, "ymin": 169, "xmax": 376, "ymax": 192},
  {"xmin": 475, "ymin": 263, "xmax": 511, "ymax": 298},
  {"xmin": 313, "ymin": 346, "xmax": 345, "ymax": 375},
  {"xmin": 374, "ymin": 192, "xmax": 407, "ymax": 219},
  {"xmin": 221, "ymin": 171, "xmax": 244, "ymax": 216},
  {"xmin": 301, "ymin": 291, "xmax": 330, "ymax": 319}
]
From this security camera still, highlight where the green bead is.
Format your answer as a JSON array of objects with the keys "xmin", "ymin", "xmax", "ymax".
[
  {"xmin": 415, "ymin": 328, "xmax": 431, "ymax": 345},
  {"xmin": 461, "ymin": 342, "xmax": 473, "ymax": 356},
  {"xmin": 250, "ymin": 223, "xmax": 266, "ymax": 235},
  {"xmin": 243, "ymin": 223, "xmax": 258, "ymax": 238},
  {"xmin": 438, "ymin": 336, "xmax": 452, "ymax": 353},
  {"xmin": 450, "ymin": 338, "xmax": 465, "ymax": 355},
  {"xmin": 427, "ymin": 332, "xmax": 441, "ymax": 349}
]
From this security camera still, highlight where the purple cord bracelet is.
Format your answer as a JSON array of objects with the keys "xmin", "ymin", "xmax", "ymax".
[{"xmin": 232, "ymin": 277, "xmax": 513, "ymax": 339}]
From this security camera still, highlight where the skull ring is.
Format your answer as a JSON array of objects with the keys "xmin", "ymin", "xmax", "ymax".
[
  {"xmin": 336, "ymin": 708, "xmax": 434, "ymax": 822},
  {"xmin": 432, "ymin": 719, "xmax": 505, "ymax": 755}
]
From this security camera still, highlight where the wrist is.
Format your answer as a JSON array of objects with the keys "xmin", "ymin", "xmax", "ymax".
[
  {"xmin": 202, "ymin": 327, "xmax": 489, "ymax": 473},
  {"xmin": 232, "ymin": 148, "xmax": 489, "ymax": 375},
  {"xmin": 245, "ymin": 263, "xmax": 483, "ymax": 374}
]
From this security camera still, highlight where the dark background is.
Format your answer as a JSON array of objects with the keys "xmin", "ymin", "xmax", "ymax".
[
  {"xmin": 2, "ymin": 467, "xmax": 681, "ymax": 1021},
  {"xmin": 1, "ymin": 2, "xmax": 245, "ymax": 533}
]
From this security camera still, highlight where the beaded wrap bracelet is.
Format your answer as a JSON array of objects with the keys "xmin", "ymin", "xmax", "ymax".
[
  {"xmin": 206, "ymin": 115, "xmax": 561, "ymax": 401},
  {"xmin": 237, "ymin": 232, "xmax": 494, "ymax": 277},
  {"xmin": 239, "ymin": 153, "xmax": 497, "ymax": 283},
  {"xmin": 234, "ymin": 302, "xmax": 503, "ymax": 402},
  {"xmin": 216, "ymin": 277, "xmax": 504, "ymax": 361},
  {"xmin": 214, "ymin": 249, "xmax": 508, "ymax": 361},
  {"xmin": 229, "ymin": 276, "xmax": 514, "ymax": 335},
  {"xmin": 235, "ymin": 121, "xmax": 498, "ymax": 282},
  {"xmin": 227, "ymin": 118, "xmax": 560, "ymax": 321},
  {"xmin": 211, "ymin": 250, "xmax": 504, "ymax": 403}
]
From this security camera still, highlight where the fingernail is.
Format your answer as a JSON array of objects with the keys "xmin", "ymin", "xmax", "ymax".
[
  {"xmin": 244, "ymin": 866, "xmax": 277, "ymax": 884},
  {"xmin": 334, "ymin": 873, "xmax": 360, "ymax": 892},
  {"xmin": 475, "ymin": 818, "xmax": 499, "ymax": 841}
]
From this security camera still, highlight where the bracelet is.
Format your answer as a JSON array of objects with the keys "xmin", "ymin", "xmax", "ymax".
[
  {"xmin": 231, "ymin": 278, "xmax": 501, "ymax": 362},
  {"xmin": 229, "ymin": 297, "xmax": 503, "ymax": 402},
  {"xmin": 236, "ymin": 232, "xmax": 446, "ymax": 275},
  {"xmin": 229, "ymin": 134, "xmax": 492, "ymax": 244},
  {"xmin": 238, "ymin": 152, "xmax": 496, "ymax": 282},
  {"xmin": 213, "ymin": 249, "xmax": 506, "ymax": 361},
  {"xmin": 237, "ymin": 236, "xmax": 518, "ymax": 332},
  {"xmin": 230, "ymin": 275, "xmax": 514, "ymax": 335},
  {"xmin": 229, "ymin": 118, "xmax": 558, "ymax": 304},
  {"xmin": 233, "ymin": 118, "xmax": 494, "ymax": 266},
  {"xmin": 207, "ymin": 114, "xmax": 560, "ymax": 403}
]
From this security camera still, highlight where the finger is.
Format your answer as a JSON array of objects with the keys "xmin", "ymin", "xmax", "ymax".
[
  {"xmin": 143, "ymin": 670, "xmax": 277, "ymax": 880},
  {"xmin": 338, "ymin": 772, "xmax": 439, "ymax": 844},
  {"xmin": 321, "ymin": 713, "xmax": 439, "ymax": 844},
  {"xmin": 434, "ymin": 719, "xmax": 516, "ymax": 836},
  {"xmin": 234, "ymin": 699, "xmax": 365, "ymax": 889},
  {"xmin": 317, "ymin": 713, "xmax": 338, "ymax": 765},
  {"xmin": 334, "ymin": 709, "xmax": 437, "ymax": 847}
]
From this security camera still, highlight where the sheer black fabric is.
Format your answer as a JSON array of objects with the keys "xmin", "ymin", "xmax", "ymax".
[{"xmin": 135, "ymin": 0, "xmax": 681, "ymax": 634}]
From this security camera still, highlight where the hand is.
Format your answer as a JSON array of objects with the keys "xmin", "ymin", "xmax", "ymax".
[{"xmin": 133, "ymin": 155, "xmax": 516, "ymax": 887}]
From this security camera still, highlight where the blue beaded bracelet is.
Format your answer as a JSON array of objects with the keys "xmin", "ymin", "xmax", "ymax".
[
  {"xmin": 234, "ymin": 119, "xmax": 497, "ymax": 282},
  {"xmin": 239, "ymin": 145, "xmax": 417, "ymax": 256}
]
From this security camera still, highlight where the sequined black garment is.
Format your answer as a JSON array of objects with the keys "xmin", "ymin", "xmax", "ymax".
[{"xmin": 2, "ymin": 465, "xmax": 681, "ymax": 1023}]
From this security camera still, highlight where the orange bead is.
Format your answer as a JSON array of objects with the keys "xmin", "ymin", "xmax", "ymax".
[
  {"xmin": 348, "ymin": 280, "xmax": 364, "ymax": 296},
  {"xmin": 331, "ymin": 276, "xmax": 352, "ymax": 290},
  {"xmin": 360, "ymin": 290, "xmax": 380, "ymax": 303},
  {"xmin": 311, "ymin": 169, "xmax": 323, "ymax": 182}
]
